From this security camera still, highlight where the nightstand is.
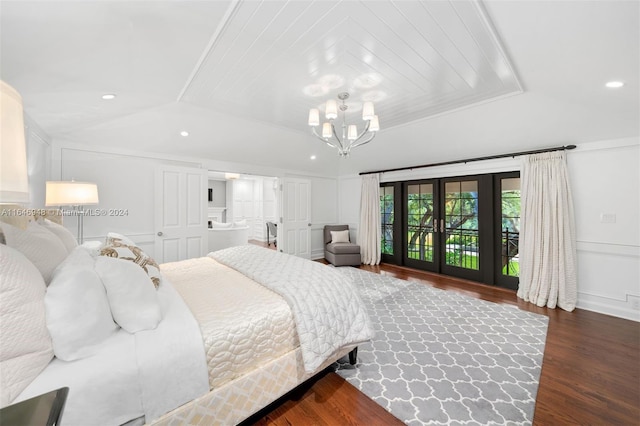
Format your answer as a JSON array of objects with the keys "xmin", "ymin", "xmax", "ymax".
[{"xmin": 0, "ymin": 387, "xmax": 68, "ymax": 426}]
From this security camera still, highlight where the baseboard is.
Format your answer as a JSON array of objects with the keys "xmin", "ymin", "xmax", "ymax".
[
  {"xmin": 311, "ymin": 249, "xmax": 325, "ymax": 261},
  {"xmin": 577, "ymin": 293, "xmax": 640, "ymax": 322}
]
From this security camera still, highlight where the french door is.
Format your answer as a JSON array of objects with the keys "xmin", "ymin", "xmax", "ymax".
[
  {"xmin": 381, "ymin": 173, "xmax": 519, "ymax": 288},
  {"xmin": 402, "ymin": 176, "xmax": 489, "ymax": 282}
]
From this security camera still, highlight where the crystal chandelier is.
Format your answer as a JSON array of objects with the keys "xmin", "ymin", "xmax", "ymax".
[{"xmin": 307, "ymin": 92, "xmax": 380, "ymax": 157}]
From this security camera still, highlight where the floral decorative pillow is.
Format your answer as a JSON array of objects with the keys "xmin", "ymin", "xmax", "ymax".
[
  {"xmin": 105, "ymin": 232, "xmax": 136, "ymax": 246},
  {"xmin": 99, "ymin": 240, "xmax": 161, "ymax": 289}
]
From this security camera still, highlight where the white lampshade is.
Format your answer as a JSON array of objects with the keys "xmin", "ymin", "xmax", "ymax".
[
  {"xmin": 322, "ymin": 123, "xmax": 332, "ymax": 138},
  {"xmin": 0, "ymin": 80, "xmax": 29, "ymax": 203},
  {"xmin": 325, "ymin": 100, "xmax": 338, "ymax": 120},
  {"xmin": 362, "ymin": 102, "xmax": 375, "ymax": 121},
  {"xmin": 369, "ymin": 115, "xmax": 380, "ymax": 132},
  {"xmin": 348, "ymin": 125, "xmax": 358, "ymax": 140},
  {"xmin": 45, "ymin": 181, "xmax": 99, "ymax": 206},
  {"xmin": 308, "ymin": 108, "xmax": 319, "ymax": 126}
]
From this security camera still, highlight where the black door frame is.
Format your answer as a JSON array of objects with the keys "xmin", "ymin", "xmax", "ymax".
[
  {"xmin": 381, "ymin": 172, "xmax": 521, "ymax": 289},
  {"xmin": 439, "ymin": 174, "xmax": 493, "ymax": 283},
  {"xmin": 493, "ymin": 171, "xmax": 521, "ymax": 290},
  {"xmin": 402, "ymin": 179, "xmax": 440, "ymax": 273},
  {"xmin": 380, "ymin": 182, "xmax": 402, "ymax": 265}
]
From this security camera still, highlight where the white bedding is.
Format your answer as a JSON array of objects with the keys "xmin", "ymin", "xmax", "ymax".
[
  {"xmin": 15, "ymin": 277, "xmax": 209, "ymax": 426},
  {"xmin": 210, "ymin": 245, "xmax": 375, "ymax": 372},
  {"xmin": 15, "ymin": 331, "xmax": 142, "ymax": 426},
  {"xmin": 160, "ymin": 257, "xmax": 298, "ymax": 389},
  {"xmin": 14, "ymin": 245, "xmax": 371, "ymax": 425}
]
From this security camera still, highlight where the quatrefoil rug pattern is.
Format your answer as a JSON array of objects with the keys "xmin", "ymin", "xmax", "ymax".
[{"xmin": 335, "ymin": 267, "xmax": 548, "ymax": 426}]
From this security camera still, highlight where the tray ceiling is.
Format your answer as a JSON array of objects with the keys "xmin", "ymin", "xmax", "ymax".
[{"xmin": 180, "ymin": 0, "xmax": 521, "ymax": 131}]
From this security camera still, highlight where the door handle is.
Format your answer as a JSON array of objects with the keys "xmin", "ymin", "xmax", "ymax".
[
  {"xmin": 440, "ymin": 219, "xmax": 444, "ymax": 233},
  {"xmin": 308, "ymin": 223, "xmax": 312, "ymax": 227},
  {"xmin": 157, "ymin": 231, "xmax": 163, "ymax": 236}
]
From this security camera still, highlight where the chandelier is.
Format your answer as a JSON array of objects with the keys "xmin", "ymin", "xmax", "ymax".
[{"xmin": 307, "ymin": 92, "xmax": 380, "ymax": 157}]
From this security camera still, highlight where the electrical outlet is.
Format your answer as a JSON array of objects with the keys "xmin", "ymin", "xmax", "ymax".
[{"xmin": 600, "ymin": 213, "xmax": 616, "ymax": 223}]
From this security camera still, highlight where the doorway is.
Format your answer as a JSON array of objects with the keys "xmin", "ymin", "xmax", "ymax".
[
  {"xmin": 207, "ymin": 171, "xmax": 279, "ymax": 244},
  {"xmin": 381, "ymin": 172, "xmax": 520, "ymax": 288}
]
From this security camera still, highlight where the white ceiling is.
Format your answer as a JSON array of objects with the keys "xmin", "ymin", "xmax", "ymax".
[{"xmin": 1, "ymin": 0, "xmax": 638, "ymax": 176}]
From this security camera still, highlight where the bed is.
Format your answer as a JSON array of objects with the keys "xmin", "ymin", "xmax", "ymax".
[{"xmin": 0, "ymin": 208, "xmax": 374, "ymax": 426}]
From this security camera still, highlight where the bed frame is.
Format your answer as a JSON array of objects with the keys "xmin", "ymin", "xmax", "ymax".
[{"xmin": 150, "ymin": 345, "xmax": 357, "ymax": 425}]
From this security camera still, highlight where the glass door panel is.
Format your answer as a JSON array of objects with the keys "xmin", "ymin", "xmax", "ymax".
[
  {"xmin": 443, "ymin": 180, "xmax": 479, "ymax": 270},
  {"xmin": 404, "ymin": 181, "xmax": 438, "ymax": 271},
  {"xmin": 441, "ymin": 178, "xmax": 483, "ymax": 282},
  {"xmin": 495, "ymin": 175, "xmax": 521, "ymax": 289},
  {"xmin": 380, "ymin": 185, "xmax": 394, "ymax": 255}
]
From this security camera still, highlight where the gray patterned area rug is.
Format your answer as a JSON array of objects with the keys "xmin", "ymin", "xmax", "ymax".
[{"xmin": 334, "ymin": 267, "xmax": 548, "ymax": 426}]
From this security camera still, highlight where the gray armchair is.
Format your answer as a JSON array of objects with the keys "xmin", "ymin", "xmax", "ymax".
[{"xmin": 324, "ymin": 225, "xmax": 361, "ymax": 267}]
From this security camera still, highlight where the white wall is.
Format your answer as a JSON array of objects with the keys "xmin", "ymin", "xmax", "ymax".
[
  {"xmin": 53, "ymin": 146, "xmax": 201, "ymax": 256},
  {"xmin": 50, "ymin": 142, "xmax": 339, "ymax": 260},
  {"xmin": 568, "ymin": 138, "xmax": 639, "ymax": 321},
  {"xmin": 24, "ymin": 114, "xmax": 51, "ymax": 207},
  {"xmin": 208, "ymin": 180, "xmax": 226, "ymax": 209},
  {"xmin": 338, "ymin": 175, "xmax": 362, "ymax": 244},
  {"xmin": 337, "ymin": 137, "xmax": 640, "ymax": 321}
]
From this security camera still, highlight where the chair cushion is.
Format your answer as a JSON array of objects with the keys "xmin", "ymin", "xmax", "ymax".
[{"xmin": 326, "ymin": 242, "xmax": 360, "ymax": 255}]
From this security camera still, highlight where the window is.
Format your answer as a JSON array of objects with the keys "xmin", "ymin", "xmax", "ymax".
[
  {"xmin": 500, "ymin": 177, "xmax": 521, "ymax": 278},
  {"xmin": 407, "ymin": 183, "xmax": 435, "ymax": 262},
  {"xmin": 380, "ymin": 185, "xmax": 394, "ymax": 255}
]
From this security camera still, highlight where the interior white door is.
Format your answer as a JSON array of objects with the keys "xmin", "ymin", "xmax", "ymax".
[
  {"xmin": 280, "ymin": 177, "xmax": 311, "ymax": 258},
  {"xmin": 155, "ymin": 165, "xmax": 208, "ymax": 263}
]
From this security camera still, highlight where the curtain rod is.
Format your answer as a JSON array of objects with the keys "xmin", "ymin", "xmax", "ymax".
[{"xmin": 359, "ymin": 144, "xmax": 577, "ymax": 176}]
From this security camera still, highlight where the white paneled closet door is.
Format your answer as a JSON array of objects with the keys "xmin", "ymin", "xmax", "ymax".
[
  {"xmin": 154, "ymin": 165, "xmax": 207, "ymax": 263},
  {"xmin": 280, "ymin": 177, "xmax": 311, "ymax": 258}
]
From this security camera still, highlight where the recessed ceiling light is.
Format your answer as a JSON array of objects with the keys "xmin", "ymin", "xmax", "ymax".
[
  {"xmin": 180, "ymin": 130, "xmax": 189, "ymax": 137},
  {"xmin": 101, "ymin": 93, "xmax": 116, "ymax": 100},
  {"xmin": 310, "ymin": 155, "xmax": 316, "ymax": 160},
  {"xmin": 605, "ymin": 81, "xmax": 624, "ymax": 88}
]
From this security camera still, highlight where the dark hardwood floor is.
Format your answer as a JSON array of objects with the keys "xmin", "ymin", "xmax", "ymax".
[{"xmin": 248, "ymin": 262, "xmax": 640, "ymax": 426}]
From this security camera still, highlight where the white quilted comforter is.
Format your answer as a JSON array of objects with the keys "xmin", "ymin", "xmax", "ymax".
[
  {"xmin": 209, "ymin": 246, "xmax": 375, "ymax": 372},
  {"xmin": 161, "ymin": 257, "xmax": 298, "ymax": 389}
]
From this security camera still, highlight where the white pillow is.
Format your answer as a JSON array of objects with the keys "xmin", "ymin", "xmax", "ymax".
[
  {"xmin": 79, "ymin": 240, "xmax": 104, "ymax": 257},
  {"xmin": 95, "ymin": 256, "xmax": 161, "ymax": 333},
  {"xmin": 99, "ymin": 241, "xmax": 161, "ymax": 289},
  {"xmin": 0, "ymin": 245, "xmax": 54, "ymax": 407},
  {"xmin": 233, "ymin": 220, "xmax": 247, "ymax": 228},
  {"xmin": 211, "ymin": 221, "xmax": 233, "ymax": 229},
  {"xmin": 39, "ymin": 218, "xmax": 77, "ymax": 253},
  {"xmin": 330, "ymin": 230, "xmax": 350, "ymax": 243},
  {"xmin": 45, "ymin": 247, "xmax": 118, "ymax": 361},
  {"xmin": 0, "ymin": 221, "xmax": 68, "ymax": 283}
]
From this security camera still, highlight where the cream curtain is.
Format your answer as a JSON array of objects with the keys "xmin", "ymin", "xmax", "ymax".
[
  {"xmin": 359, "ymin": 174, "xmax": 381, "ymax": 265},
  {"xmin": 518, "ymin": 151, "xmax": 577, "ymax": 311}
]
